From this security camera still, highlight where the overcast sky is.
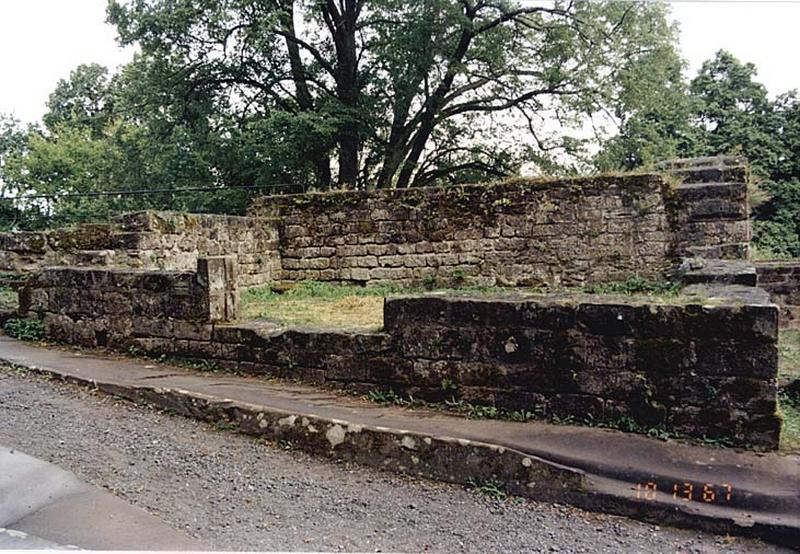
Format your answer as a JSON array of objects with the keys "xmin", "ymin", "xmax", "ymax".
[{"xmin": 0, "ymin": 0, "xmax": 798, "ymax": 124}]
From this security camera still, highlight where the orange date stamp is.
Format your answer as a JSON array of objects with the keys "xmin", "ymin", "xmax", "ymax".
[{"xmin": 634, "ymin": 481, "xmax": 733, "ymax": 503}]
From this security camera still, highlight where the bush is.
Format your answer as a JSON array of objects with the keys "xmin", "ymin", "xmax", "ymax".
[
  {"xmin": 3, "ymin": 318, "xmax": 45, "ymax": 341},
  {"xmin": 752, "ymin": 180, "xmax": 800, "ymax": 259}
]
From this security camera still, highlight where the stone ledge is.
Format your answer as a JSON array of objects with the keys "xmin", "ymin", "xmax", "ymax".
[{"xmin": 679, "ymin": 259, "xmax": 758, "ymax": 286}]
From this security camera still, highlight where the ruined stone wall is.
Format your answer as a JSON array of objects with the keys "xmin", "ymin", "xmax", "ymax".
[
  {"xmin": 107, "ymin": 288, "xmax": 778, "ymax": 449},
  {"xmin": 248, "ymin": 158, "xmax": 751, "ymax": 288},
  {"xmin": 661, "ymin": 156, "xmax": 750, "ymax": 260},
  {"xmin": 18, "ymin": 249, "xmax": 779, "ymax": 448},
  {"xmin": 0, "ymin": 211, "xmax": 279, "ymax": 288},
  {"xmin": 0, "ymin": 224, "xmax": 114, "ymax": 274},
  {"xmin": 0, "ymin": 156, "xmax": 751, "ymax": 291},
  {"xmin": 249, "ymin": 174, "xmax": 675, "ymax": 288},
  {"xmin": 756, "ymin": 261, "xmax": 800, "ymax": 329},
  {"xmin": 18, "ymin": 256, "xmax": 238, "ymax": 348}
]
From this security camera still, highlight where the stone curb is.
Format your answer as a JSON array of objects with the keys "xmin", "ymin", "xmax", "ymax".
[{"xmin": 1, "ymin": 342, "xmax": 798, "ymax": 549}]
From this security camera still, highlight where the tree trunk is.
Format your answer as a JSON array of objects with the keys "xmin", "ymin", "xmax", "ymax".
[
  {"xmin": 394, "ymin": 8, "xmax": 475, "ymax": 188},
  {"xmin": 325, "ymin": 0, "xmax": 360, "ymax": 188},
  {"xmin": 282, "ymin": 1, "xmax": 332, "ymax": 190}
]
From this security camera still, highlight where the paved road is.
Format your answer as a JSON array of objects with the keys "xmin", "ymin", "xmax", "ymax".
[
  {"xmin": 0, "ymin": 367, "xmax": 787, "ymax": 553},
  {"xmin": 0, "ymin": 445, "xmax": 204, "ymax": 550}
]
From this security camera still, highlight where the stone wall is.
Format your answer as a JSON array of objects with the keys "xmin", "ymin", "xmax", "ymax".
[
  {"xmin": 0, "ymin": 211, "xmax": 279, "ymax": 288},
  {"xmin": 248, "ymin": 157, "xmax": 751, "ymax": 288},
  {"xmin": 756, "ymin": 261, "xmax": 800, "ymax": 329},
  {"xmin": 0, "ymin": 156, "xmax": 751, "ymax": 290},
  {"xmin": 661, "ymin": 156, "xmax": 750, "ymax": 259},
  {"xmin": 99, "ymin": 288, "xmax": 778, "ymax": 449},
  {"xmin": 18, "ymin": 256, "xmax": 238, "ymax": 348},
  {"xmin": 249, "ymin": 174, "xmax": 675, "ymax": 288}
]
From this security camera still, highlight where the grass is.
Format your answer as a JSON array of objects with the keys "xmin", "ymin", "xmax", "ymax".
[
  {"xmin": 779, "ymin": 331, "xmax": 800, "ymax": 452},
  {"xmin": 0, "ymin": 286, "xmax": 18, "ymax": 312},
  {"xmin": 779, "ymin": 329, "xmax": 800, "ymax": 385},
  {"xmin": 779, "ymin": 393, "xmax": 800, "ymax": 453},
  {"xmin": 240, "ymin": 278, "xmax": 684, "ymax": 329},
  {"xmin": 240, "ymin": 281, "xmax": 400, "ymax": 329}
]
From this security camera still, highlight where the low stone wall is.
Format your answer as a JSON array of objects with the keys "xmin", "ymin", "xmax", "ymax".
[
  {"xmin": 755, "ymin": 261, "xmax": 800, "ymax": 329},
  {"xmin": 247, "ymin": 156, "xmax": 751, "ymax": 288},
  {"xmin": 99, "ymin": 288, "xmax": 778, "ymax": 449},
  {"xmin": 18, "ymin": 256, "xmax": 238, "ymax": 348},
  {"xmin": 0, "ymin": 224, "xmax": 114, "ymax": 274},
  {"xmin": 0, "ymin": 211, "xmax": 279, "ymax": 288}
]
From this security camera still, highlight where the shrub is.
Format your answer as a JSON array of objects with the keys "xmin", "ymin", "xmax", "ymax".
[{"xmin": 4, "ymin": 318, "xmax": 45, "ymax": 341}]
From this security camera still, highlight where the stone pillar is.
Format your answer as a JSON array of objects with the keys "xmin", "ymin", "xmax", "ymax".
[{"xmin": 196, "ymin": 256, "xmax": 239, "ymax": 322}]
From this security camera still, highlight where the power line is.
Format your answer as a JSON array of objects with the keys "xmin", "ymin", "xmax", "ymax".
[{"xmin": 0, "ymin": 182, "xmax": 302, "ymax": 202}]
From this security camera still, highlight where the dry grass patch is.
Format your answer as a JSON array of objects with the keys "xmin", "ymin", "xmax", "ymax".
[{"xmin": 240, "ymin": 281, "xmax": 394, "ymax": 329}]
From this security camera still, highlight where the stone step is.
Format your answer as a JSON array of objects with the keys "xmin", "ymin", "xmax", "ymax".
[{"xmin": 0, "ymin": 335, "xmax": 797, "ymax": 549}]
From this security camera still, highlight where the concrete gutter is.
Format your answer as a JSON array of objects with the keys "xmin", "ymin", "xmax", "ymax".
[
  {"xmin": 0, "ymin": 444, "xmax": 205, "ymax": 550},
  {"xmin": 0, "ymin": 336, "xmax": 798, "ymax": 549}
]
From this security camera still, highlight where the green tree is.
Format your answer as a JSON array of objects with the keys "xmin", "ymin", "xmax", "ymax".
[
  {"xmin": 596, "ymin": 49, "xmax": 800, "ymax": 258},
  {"xmin": 0, "ymin": 114, "xmax": 29, "ymax": 229},
  {"xmin": 107, "ymin": 0, "xmax": 683, "ymax": 189},
  {"xmin": 593, "ymin": 30, "xmax": 697, "ymax": 171},
  {"xmin": 43, "ymin": 63, "xmax": 115, "ymax": 138},
  {"xmin": 689, "ymin": 51, "xmax": 785, "ymax": 176}
]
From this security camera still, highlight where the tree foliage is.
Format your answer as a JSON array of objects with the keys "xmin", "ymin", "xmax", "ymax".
[
  {"xmin": 597, "ymin": 50, "xmax": 800, "ymax": 258},
  {"xmin": 105, "ymin": 0, "xmax": 682, "ymax": 189}
]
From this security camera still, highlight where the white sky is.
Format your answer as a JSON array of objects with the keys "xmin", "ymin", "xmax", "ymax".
[{"xmin": 0, "ymin": 0, "xmax": 799, "ymax": 124}]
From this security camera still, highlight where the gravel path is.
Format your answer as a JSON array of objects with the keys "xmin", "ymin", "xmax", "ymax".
[{"xmin": 0, "ymin": 367, "xmax": 787, "ymax": 553}]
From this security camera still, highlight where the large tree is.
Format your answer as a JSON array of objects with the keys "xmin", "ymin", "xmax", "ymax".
[
  {"xmin": 106, "ymin": 0, "xmax": 682, "ymax": 189},
  {"xmin": 596, "ymin": 49, "xmax": 800, "ymax": 258}
]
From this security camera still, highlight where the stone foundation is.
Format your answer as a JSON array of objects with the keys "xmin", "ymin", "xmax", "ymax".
[
  {"xmin": 18, "ymin": 257, "xmax": 239, "ymax": 348},
  {"xmin": 9, "ymin": 156, "xmax": 782, "ymax": 449},
  {"xmin": 19, "ymin": 265, "xmax": 781, "ymax": 449}
]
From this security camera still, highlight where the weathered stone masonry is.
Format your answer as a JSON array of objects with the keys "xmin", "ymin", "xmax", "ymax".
[
  {"xmin": 756, "ymin": 261, "xmax": 800, "ymax": 329},
  {"xmin": 19, "ymin": 257, "xmax": 239, "ymax": 348},
  {"xmin": 19, "ymin": 267, "xmax": 782, "ymax": 449},
  {"xmin": 1, "ymin": 157, "xmax": 750, "ymax": 290},
  {"xmin": 245, "ymin": 157, "xmax": 750, "ymax": 288},
  {"xmin": 12, "ymin": 156, "xmax": 785, "ymax": 449},
  {"xmin": 250, "ymin": 174, "xmax": 674, "ymax": 287},
  {"xmin": 0, "ymin": 211, "xmax": 279, "ymax": 288}
]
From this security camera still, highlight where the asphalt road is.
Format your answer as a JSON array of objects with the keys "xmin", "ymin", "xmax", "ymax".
[{"xmin": 0, "ymin": 366, "xmax": 788, "ymax": 553}]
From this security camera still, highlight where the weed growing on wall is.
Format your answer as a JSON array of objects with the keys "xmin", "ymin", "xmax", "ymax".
[
  {"xmin": 3, "ymin": 318, "xmax": 44, "ymax": 341},
  {"xmin": 467, "ymin": 478, "xmax": 508, "ymax": 501},
  {"xmin": 0, "ymin": 286, "xmax": 18, "ymax": 311},
  {"xmin": 584, "ymin": 276, "xmax": 682, "ymax": 296}
]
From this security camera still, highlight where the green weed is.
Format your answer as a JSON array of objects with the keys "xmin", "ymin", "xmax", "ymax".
[
  {"xmin": 467, "ymin": 478, "xmax": 508, "ymax": 501},
  {"xmin": 584, "ymin": 276, "xmax": 682, "ymax": 296},
  {"xmin": 3, "ymin": 318, "xmax": 44, "ymax": 341}
]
